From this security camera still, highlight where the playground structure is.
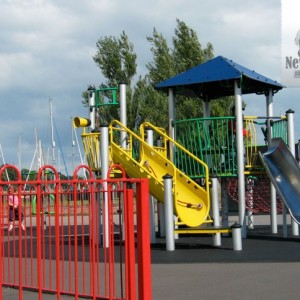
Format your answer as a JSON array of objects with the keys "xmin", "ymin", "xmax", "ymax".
[{"xmin": 75, "ymin": 56, "xmax": 300, "ymax": 245}]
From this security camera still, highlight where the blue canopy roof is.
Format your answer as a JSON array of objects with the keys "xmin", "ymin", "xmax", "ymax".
[{"xmin": 155, "ymin": 56, "xmax": 284, "ymax": 100}]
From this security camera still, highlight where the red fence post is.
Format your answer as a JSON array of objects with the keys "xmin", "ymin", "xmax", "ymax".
[
  {"xmin": 0, "ymin": 188, "xmax": 3, "ymax": 300},
  {"xmin": 124, "ymin": 188, "xmax": 136, "ymax": 300},
  {"xmin": 136, "ymin": 179, "xmax": 152, "ymax": 300},
  {"xmin": 17, "ymin": 185, "xmax": 23, "ymax": 300},
  {"xmin": 54, "ymin": 179, "xmax": 61, "ymax": 300}
]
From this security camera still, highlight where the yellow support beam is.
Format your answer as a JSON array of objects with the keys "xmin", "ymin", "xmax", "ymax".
[{"xmin": 174, "ymin": 227, "xmax": 232, "ymax": 235}]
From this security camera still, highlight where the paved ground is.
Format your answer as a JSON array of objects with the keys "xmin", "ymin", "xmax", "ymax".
[
  {"xmin": 151, "ymin": 225, "xmax": 300, "ymax": 300},
  {"xmin": 3, "ymin": 220, "xmax": 300, "ymax": 299}
]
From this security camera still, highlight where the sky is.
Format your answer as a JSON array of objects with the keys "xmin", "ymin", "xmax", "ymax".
[{"xmin": 0, "ymin": 0, "xmax": 299, "ymax": 176}]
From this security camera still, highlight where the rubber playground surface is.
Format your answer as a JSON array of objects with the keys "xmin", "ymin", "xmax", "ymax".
[
  {"xmin": 151, "ymin": 225, "xmax": 300, "ymax": 300},
  {"xmin": 3, "ymin": 223, "xmax": 300, "ymax": 300}
]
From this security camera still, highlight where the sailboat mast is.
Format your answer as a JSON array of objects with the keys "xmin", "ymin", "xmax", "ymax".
[
  {"xmin": 71, "ymin": 117, "xmax": 75, "ymax": 173},
  {"xmin": 0, "ymin": 144, "xmax": 10, "ymax": 180},
  {"xmin": 18, "ymin": 134, "xmax": 22, "ymax": 170},
  {"xmin": 49, "ymin": 99, "xmax": 56, "ymax": 166},
  {"xmin": 35, "ymin": 128, "xmax": 42, "ymax": 169}
]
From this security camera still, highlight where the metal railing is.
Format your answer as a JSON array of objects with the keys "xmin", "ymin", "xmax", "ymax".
[
  {"xmin": 272, "ymin": 117, "xmax": 287, "ymax": 143},
  {"xmin": 78, "ymin": 116, "xmax": 288, "ymax": 179},
  {"xmin": 174, "ymin": 117, "xmax": 237, "ymax": 177},
  {"xmin": 174, "ymin": 116, "xmax": 288, "ymax": 177},
  {"xmin": 140, "ymin": 121, "xmax": 210, "ymax": 183},
  {"xmin": 0, "ymin": 164, "xmax": 152, "ymax": 300},
  {"xmin": 80, "ymin": 128, "xmax": 101, "ymax": 171}
]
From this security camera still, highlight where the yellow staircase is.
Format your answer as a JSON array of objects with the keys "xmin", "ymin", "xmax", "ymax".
[{"xmin": 109, "ymin": 120, "xmax": 210, "ymax": 227}]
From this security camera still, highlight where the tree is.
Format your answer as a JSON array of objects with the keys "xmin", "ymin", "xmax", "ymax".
[
  {"xmin": 131, "ymin": 76, "xmax": 169, "ymax": 129},
  {"xmin": 146, "ymin": 18, "xmax": 221, "ymax": 124},
  {"xmin": 146, "ymin": 28, "xmax": 175, "ymax": 84},
  {"xmin": 93, "ymin": 31, "xmax": 137, "ymax": 86},
  {"xmin": 82, "ymin": 31, "xmax": 139, "ymax": 129},
  {"xmin": 84, "ymin": 19, "xmax": 234, "ymax": 131},
  {"xmin": 172, "ymin": 19, "xmax": 213, "ymax": 72}
]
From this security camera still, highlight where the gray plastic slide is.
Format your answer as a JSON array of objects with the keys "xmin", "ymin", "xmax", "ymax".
[{"xmin": 259, "ymin": 138, "xmax": 300, "ymax": 224}]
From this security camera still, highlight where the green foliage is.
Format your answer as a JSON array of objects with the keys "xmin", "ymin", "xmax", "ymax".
[
  {"xmin": 173, "ymin": 19, "xmax": 206, "ymax": 72},
  {"xmin": 146, "ymin": 29, "xmax": 175, "ymax": 83},
  {"xmin": 93, "ymin": 31, "xmax": 137, "ymax": 86},
  {"xmin": 84, "ymin": 19, "xmax": 234, "ymax": 131},
  {"xmin": 131, "ymin": 76, "xmax": 168, "ymax": 129},
  {"xmin": 0, "ymin": 165, "xmax": 18, "ymax": 181},
  {"xmin": 145, "ymin": 19, "xmax": 233, "ymax": 124},
  {"xmin": 211, "ymin": 96, "xmax": 235, "ymax": 117}
]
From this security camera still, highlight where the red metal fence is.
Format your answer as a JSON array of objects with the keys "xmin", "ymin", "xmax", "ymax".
[{"xmin": 0, "ymin": 164, "xmax": 152, "ymax": 300}]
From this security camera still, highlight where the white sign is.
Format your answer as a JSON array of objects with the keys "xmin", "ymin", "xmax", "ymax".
[{"xmin": 281, "ymin": 0, "xmax": 300, "ymax": 87}]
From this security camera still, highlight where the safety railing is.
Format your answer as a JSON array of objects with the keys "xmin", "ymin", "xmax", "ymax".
[
  {"xmin": 272, "ymin": 117, "xmax": 287, "ymax": 143},
  {"xmin": 140, "ymin": 121, "xmax": 210, "ymax": 182},
  {"xmin": 174, "ymin": 116, "xmax": 288, "ymax": 177},
  {"xmin": 0, "ymin": 164, "xmax": 152, "ymax": 300},
  {"xmin": 80, "ymin": 128, "xmax": 101, "ymax": 172},
  {"xmin": 244, "ymin": 116, "xmax": 258, "ymax": 170},
  {"xmin": 78, "ymin": 116, "xmax": 287, "ymax": 179},
  {"xmin": 174, "ymin": 117, "xmax": 237, "ymax": 177}
]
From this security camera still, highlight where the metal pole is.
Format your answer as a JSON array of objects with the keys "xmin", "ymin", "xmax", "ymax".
[
  {"xmin": 156, "ymin": 139, "xmax": 166, "ymax": 237},
  {"xmin": 168, "ymin": 88, "xmax": 175, "ymax": 162},
  {"xmin": 49, "ymin": 99, "xmax": 56, "ymax": 166},
  {"xmin": 203, "ymin": 100, "xmax": 211, "ymax": 118},
  {"xmin": 0, "ymin": 144, "xmax": 10, "ymax": 181},
  {"xmin": 119, "ymin": 83, "xmax": 127, "ymax": 149},
  {"xmin": 298, "ymin": 140, "xmax": 300, "ymax": 166},
  {"xmin": 88, "ymin": 87, "xmax": 96, "ymax": 131},
  {"xmin": 203, "ymin": 100, "xmax": 212, "ymax": 168},
  {"xmin": 266, "ymin": 89, "xmax": 278, "ymax": 234},
  {"xmin": 167, "ymin": 90, "xmax": 179, "ymax": 241},
  {"xmin": 100, "ymin": 125, "xmax": 109, "ymax": 247},
  {"xmin": 286, "ymin": 109, "xmax": 299, "ymax": 236},
  {"xmin": 155, "ymin": 137, "xmax": 166, "ymax": 237},
  {"xmin": 118, "ymin": 83, "xmax": 128, "ymax": 244},
  {"xmin": 231, "ymin": 223, "xmax": 242, "ymax": 251},
  {"xmin": 18, "ymin": 134, "xmax": 22, "ymax": 171},
  {"xmin": 71, "ymin": 118, "xmax": 75, "ymax": 173},
  {"xmin": 158, "ymin": 203, "xmax": 166, "ymax": 237},
  {"xmin": 234, "ymin": 80, "xmax": 246, "ymax": 237},
  {"xmin": 247, "ymin": 178, "xmax": 254, "ymax": 229},
  {"xmin": 221, "ymin": 179, "xmax": 229, "ymax": 231},
  {"xmin": 210, "ymin": 176, "xmax": 221, "ymax": 246},
  {"xmin": 163, "ymin": 174, "xmax": 175, "ymax": 251},
  {"xmin": 145, "ymin": 127, "xmax": 157, "ymax": 244}
]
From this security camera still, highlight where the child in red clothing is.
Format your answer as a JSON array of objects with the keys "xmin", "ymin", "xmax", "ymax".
[
  {"xmin": 229, "ymin": 105, "xmax": 251, "ymax": 138},
  {"xmin": 8, "ymin": 186, "xmax": 25, "ymax": 232}
]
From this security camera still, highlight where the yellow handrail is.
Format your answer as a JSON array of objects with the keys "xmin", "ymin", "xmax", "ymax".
[
  {"xmin": 140, "ymin": 122, "xmax": 210, "ymax": 194},
  {"xmin": 110, "ymin": 119, "xmax": 211, "ymax": 227}
]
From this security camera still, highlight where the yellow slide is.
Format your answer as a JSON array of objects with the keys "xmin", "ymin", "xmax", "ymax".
[{"xmin": 109, "ymin": 120, "xmax": 210, "ymax": 228}]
